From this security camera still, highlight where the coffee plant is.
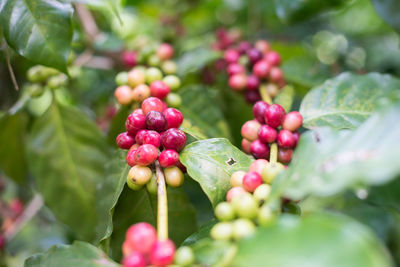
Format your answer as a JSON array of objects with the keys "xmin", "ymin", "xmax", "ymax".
[{"xmin": 0, "ymin": 0, "xmax": 400, "ymax": 267}]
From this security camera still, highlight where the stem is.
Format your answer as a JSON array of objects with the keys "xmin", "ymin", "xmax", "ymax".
[
  {"xmin": 4, "ymin": 43, "xmax": 19, "ymax": 91},
  {"xmin": 270, "ymin": 143, "xmax": 278, "ymax": 164},
  {"xmin": 155, "ymin": 161, "xmax": 168, "ymax": 241},
  {"xmin": 259, "ymin": 84, "xmax": 272, "ymax": 104}
]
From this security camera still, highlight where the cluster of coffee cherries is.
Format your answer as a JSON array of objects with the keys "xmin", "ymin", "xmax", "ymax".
[
  {"xmin": 241, "ymin": 102, "xmax": 303, "ymax": 164},
  {"xmin": 122, "ymin": 222, "xmax": 195, "ymax": 267},
  {"xmin": 114, "ymin": 43, "xmax": 182, "ymax": 109},
  {"xmin": 210, "ymin": 159, "xmax": 284, "ymax": 241},
  {"xmin": 116, "ymin": 97, "xmax": 187, "ymax": 192},
  {"xmin": 23, "ymin": 65, "xmax": 69, "ymax": 97}
]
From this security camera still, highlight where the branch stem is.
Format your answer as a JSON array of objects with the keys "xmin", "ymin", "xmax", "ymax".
[
  {"xmin": 155, "ymin": 161, "xmax": 168, "ymax": 241},
  {"xmin": 259, "ymin": 84, "xmax": 272, "ymax": 104},
  {"xmin": 4, "ymin": 43, "xmax": 19, "ymax": 91},
  {"xmin": 270, "ymin": 143, "xmax": 278, "ymax": 164}
]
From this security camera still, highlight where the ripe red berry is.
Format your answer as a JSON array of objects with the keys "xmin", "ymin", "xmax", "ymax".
[
  {"xmin": 264, "ymin": 51, "xmax": 281, "ymax": 66},
  {"xmin": 264, "ymin": 104, "xmax": 285, "ymax": 128},
  {"xmin": 229, "ymin": 74, "xmax": 247, "ymax": 91},
  {"xmin": 226, "ymin": 187, "xmax": 246, "ymax": 202},
  {"xmin": 258, "ymin": 125, "xmax": 277, "ymax": 143},
  {"xmin": 142, "ymin": 97, "xmax": 165, "ymax": 115},
  {"xmin": 246, "ymin": 48, "xmax": 263, "ymax": 64},
  {"xmin": 143, "ymin": 130, "xmax": 161, "ymax": 147},
  {"xmin": 241, "ymin": 139, "xmax": 251, "ymax": 154},
  {"xmin": 176, "ymin": 160, "xmax": 187, "ymax": 173},
  {"xmin": 250, "ymin": 140, "xmax": 270, "ymax": 159},
  {"xmin": 134, "ymin": 144, "xmax": 158, "ymax": 166},
  {"xmin": 255, "ymin": 40, "xmax": 270, "ymax": 54},
  {"xmin": 246, "ymin": 75, "xmax": 260, "ymax": 90},
  {"xmin": 238, "ymin": 41, "xmax": 252, "ymax": 54},
  {"xmin": 277, "ymin": 129, "xmax": 295, "ymax": 148},
  {"xmin": 244, "ymin": 90, "xmax": 261, "ymax": 104},
  {"xmin": 158, "ymin": 149, "xmax": 180, "ymax": 168},
  {"xmin": 242, "ymin": 172, "xmax": 263, "ymax": 192},
  {"xmin": 126, "ymin": 145, "xmax": 139, "ymax": 166},
  {"xmin": 253, "ymin": 60, "xmax": 271, "ymax": 78},
  {"xmin": 116, "ymin": 132, "xmax": 135, "ymax": 149},
  {"xmin": 135, "ymin": 129, "xmax": 147, "ymax": 145},
  {"xmin": 126, "ymin": 222, "xmax": 157, "ymax": 254},
  {"xmin": 224, "ymin": 49, "xmax": 240, "ymax": 63},
  {"xmin": 227, "ymin": 63, "xmax": 245, "ymax": 76},
  {"xmin": 282, "ymin": 111, "xmax": 303, "ymax": 132},
  {"xmin": 146, "ymin": 111, "xmax": 167, "ymax": 132},
  {"xmin": 150, "ymin": 240, "xmax": 176, "ymax": 267},
  {"xmin": 122, "ymin": 251, "xmax": 146, "ymax": 267},
  {"xmin": 269, "ymin": 67, "xmax": 283, "ymax": 83},
  {"xmin": 150, "ymin": 81, "xmax": 171, "ymax": 99},
  {"xmin": 161, "ymin": 128, "xmax": 186, "ymax": 152},
  {"xmin": 252, "ymin": 101, "xmax": 269, "ymax": 124},
  {"xmin": 157, "ymin": 43, "xmax": 174, "ymax": 60},
  {"xmin": 132, "ymin": 108, "xmax": 144, "ymax": 115},
  {"xmin": 249, "ymin": 159, "xmax": 269, "ymax": 175},
  {"xmin": 293, "ymin": 131, "xmax": 300, "ymax": 148},
  {"xmin": 278, "ymin": 148, "xmax": 293, "ymax": 164},
  {"xmin": 163, "ymin": 108, "xmax": 183, "ymax": 129},
  {"xmin": 122, "ymin": 51, "xmax": 137, "ymax": 68},
  {"xmin": 241, "ymin": 120, "xmax": 261, "ymax": 141},
  {"xmin": 125, "ymin": 113, "xmax": 146, "ymax": 136}
]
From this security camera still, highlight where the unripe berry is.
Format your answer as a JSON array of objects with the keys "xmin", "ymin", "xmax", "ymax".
[
  {"xmin": 253, "ymin": 60, "xmax": 271, "ymax": 78},
  {"xmin": 282, "ymin": 111, "xmax": 303, "ymax": 132},
  {"xmin": 128, "ymin": 165, "xmax": 153, "ymax": 185},
  {"xmin": 143, "ymin": 130, "xmax": 161, "ymax": 147},
  {"xmin": 227, "ymin": 63, "xmax": 245, "ymax": 76},
  {"xmin": 265, "ymin": 83, "xmax": 280, "ymax": 98},
  {"xmin": 146, "ymin": 111, "xmax": 167, "ymax": 132},
  {"xmin": 115, "ymin": 86, "xmax": 133, "ymax": 105},
  {"xmin": 128, "ymin": 69, "xmax": 146, "ymax": 87},
  {"xmin": 146, "ymin": 67, "xmax": 163, "ymax": 84},
  {"xmin": 122, "ymin": 51, "xmax": 137, "ymax": 67},
  {"xmin": 134, "ymin": 144, "xmax": 159, "ymax": 166},
  {"xmin": 250, "ymin": 140, "xmax": 269, "ymax": 159},
  {"xmin": 258, "ymin": 205, "xmax": 275, "ymax": 226},
  {"xmin": 161, "ymin": 60, "xmax": 177, "ymax": 74},
  {"xmin": 150, "ymin": 81, "xmax": 170, "ymax": 99},
  {"xmin": 210, "ymin": 222, "xmax": 233, "ymax": 241},
  {"xmin": 150, "ymin": 240, "xmax": 176, "ymax": 267},
  {"xmin": 163, "ymin": 108, "xmax": 183, "ymax": 129},
  {"xmin": 232, "ymin": 218, "xmax": 256, "ymax": 240},
  {"xmin": 122, "ymin": 240, "xmax": 134, "ymax": 257},
  {"xmin": 135, "ymin": 129, "xmax": 147, "ymax": 145},
  {"xmin": 132, "ymin": 84, "xmax": 151, "ymax": 102},
  {"xmin": 244, "ymin": 90, "xmax": 261, "ymax": 104},
  {"xmin": 230, "ymin": 171, "xmax": 246, "ymax": 187},
  {"xmin": 126, "ymin": 177, "xmax": 143, "ymax": 190},
  {"xmin": 122, "ymin": 251, "xmax": 146, "ymax": 267},
  {"xmin": 258, "ymin": 125, "xmax": 277, "ymax": 144},
  {"xmin": 174, "ymin": 246, "xmax": 195, "ymax": 266},
  {"xmin": 158, "ymin": 149, "xmax": 180, "ymax": 168},
  {"xmin": 164, "ymin": 166, "xmax": 184, "ymax": 187},
  {"xmin": 48, "ymin": 74, "xmax": 68, "ymax": 89},
  {"xmin": 255, "ymin": 40, "xmax": 270, "ymax": 54},
  {"xmin": 264, "ymin": 51, "xmax": 281, "ymax": 66},
  {"xmin": 157, "ymin": 43, "xmax": 174, "ymax": 60},
  {"xmin": 148, "ymin": 54, "xmax": 161, "ymax": 67},
  {"xmin": 162, "ymin": 75, "xmax": 181, "ymax": 91},
  {"xmin": 146, "ymin": 174, "xmax": 158, "ymax": 195},
  {"xmin": 241, "ymin": 139, "xmax": 251, "ymax": 154},
  {"xmin": 262, "ymin": 162, "xmax": 285, "ymax": 184},
  {"xmin": 246, "ymin": 48, "xmax": 263, "ymax": 64},
  {"xmin": 226, "ymin": 187, "xmax": 246, "ymax": 202},
  {"xmin": 253, "ymin": 184, "xmax": 271, "ymax": 202},
  {"xmin": 116, "ymin": 72, "xmax": 129, "ymax": 86},
  {"xmin": 215, "ymin": 201, "xmax": 235, "ymax": 221},
  {"xmin": 277, "ymin": 129, "xmax": 295, "ymax": 148},
  {"xmin": 242, "ymin": 172, "xmax": 263, "ymax": 192},
  {"xmin": 116, "ymin": 132, "xmax": 135, "ymax": 149},
  {"xmin": 228, "ymin": 74, "xmax": 247, "ymax": 91},
  {"xmin": 241, "ymin": 120, "xmax": 261, "ymax": 141},
  {"xmin": 231, "ymin": 192, "xmax": 258, "ymax": 219},
  {"xmin": 224, "ymin": 49, "xmax": 240, "ymax": 63},
  {"xmin": 161, "ymin": 128, "xmax": 186, "ymax": 152},
  {"xmin": 166, "ymin": 93, "xmax": 182, "ymax": 108},
  {"xmin": 125, "ymin": 113, "xmax": 146, "ymax": 136},
  {"xmin": 126, "ymin": 222, "xmax": 157, "ymax": 254},
  {"xmin": 142, "ymin": 97, "xmax": 165, "ymax": 115},
  {"xmin": 246, "ymin": 75, "xmax": 260, "ymax": 90},
  {"xmin": 252, "ymin": 101, "xmax": 269, "ymax": 124},
  {"xmin": 264, "ymin": 104, "xmax": 285, "ymax": 128},
  {"xmin": 269, "ymin": 67, "xmax": 283, "ymax": 83},
  {"xmin": 278, "ymin": 148, "xmax": 293, "ymax": 164},
  {"xmin": 249, "ymin": 159, "xmax": 269, "ymax": 175}
]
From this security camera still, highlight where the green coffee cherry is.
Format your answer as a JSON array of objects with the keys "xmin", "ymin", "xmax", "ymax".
[
  {"xmin": 262, "ymin": 162, "xmax": 285, "ymax": 184},
  {"xmin": 258, "ymin": 205, "xmax": 276, "ymax": 226},
  {"xmin": 161, "ymin": 60, "xmax": 177, "ymax": 74},
  {"xmin": 174, "ymin": 246, "xmax": 195, "ymax": 266},
  {"xmin": 163, "ymin": 75, "xmax": 181, "ymax": 91},
  {"xmin": 148, "ymin": 54, "xmax": 161, "ymax": 67},
  {"xmin": 166, "ymin": 93, "xmax": 182, "ymax": 108},
  {"xmin": 239, "ymin": 55, "xmax": 249, "ymax": 66},
  {"xmin": 146, "ymin": 67, "xmax": 163, "ymax": 84},
  {"xmin": 253, "ymin": 184, "xmax": 271, "ymax": 203},
  {"xmin": 210, "ymin": 222, "xmax": 233, "ymax": 241},
  {"xmin": 231, "ymin": 192, "xmax": 258, "ymax": 219},
  {"xmin": 47, "ymin": 74, "xmax": 68, "ymax": 89},
  {"xmin": 146, "ymin": 174, "xmax": 158, "ymax": 195},
  {"xmin": 25, "ymin": 83, "xmax": 44, "ymax": 97},
  {"xmin": 126, "ymin": 176, "xmax": 143, "ymax": 191},
  {"xmin": 215, "ymin": 202, "xmax": 235, "ymax": 221},
  {"xmin": 115, "ymin": 72, "xmax": 129, "ymax": 86},
  {"xmin": 27, "ymin": 65, "xmax": 46, "ymax": 83},
  {"xmin": 232, "ymin": 218, "xmax": 255, "ymax": 240}
]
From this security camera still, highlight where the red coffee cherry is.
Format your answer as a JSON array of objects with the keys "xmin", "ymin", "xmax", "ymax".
[
  {"xmin": 293, "ymin": 131, "xmax": 300, "ymax": 148},
  {"xmin": 126, "ymin": 145, "xmax": 139, "ymax": 167},
  {"xmin": 264, "ymin": 51, "xmax": 281, "ymax": 66},
  {"xmin": 163, "ymin": 108, "xmax": 183, "ymax": 129},
  {"xmin": 125, "ymin": 113, "xmax": 146, "ymax": 136},
  {"xmin": 116, "ymin": 132, "xmax": 135, "ymax": 149},
  {"xmin": 278, "ymin": 148, "xmax": 293, "ymax": 164},
  {"xmin": 241, "ymin": 120, "xmax": 261, "ymax": 141},
  {"xmin": 157, "ymin": 43, "xmax": 174, "ymax": 60},
  {"xmin": 237, "ymin": 41, "xmax": 252, "ymax": 54},
  {"xmin": 226, "ymin": 187, "xmax": 246, "ymax": 202},
  {"xmin": 135, "ymin": 129, "xmax": 147, "ymax": 145},
  {"xmin": 246, "ymin": 48, "xmax": 263, "ymax": 64},
  {"xmin": 269, "ymin": 67, "xmax": 283, "ymax": 83},
  {"xmin": 161, "ymin": 128, "xmax": 186, "ymax": 152},
  {"xmin": 255, "ymin": 40, "xmax": 270, "ymax": 54},
  {"xmin": 150, "ymin": 81, "xmax": 171, "ymax": 99},
  {"xmin": 277, "ymin": 129, "xmax": 295, "ymax": 148},
  {"xmin": 250, "ymin": 140, "xmax": 270, "ymax": 159},
  {"xmin": 227, "ymin": 63, "xmax": 246, "ymax": 76},
  {"xmin": 143, "ymin": 130, "xmax": 161, "ymax": 147},
  {"xmin": 246, "ymin": 75, "xmax": 260, "ymax": 91},
  {"xmin": 244, "ymin": 90, "xmax": 261, "ymax": 104},
  {"xmin": 115, "ymin": 85, "xmax": 133, "ymax": 105},
  {"xmin": 149, "ymin": 240, "xmax": 176, "ymax": 267},
  {"xmin": 142, "ymin": 97, "xmax": 165, "ymax": 115},
  {"xmin": 264, "ymin": 104, "xmax": 285, "ymax": 128},
  {"xmin": 242, "ymin": 172, "xmax": 263, "ymax": 192},
  {"xmin": 126, "ymin": 222, "xmax": 157, "ymax": 254},
  {"xmin": 122, "ymin": 51, "xmax": 137, "ymax": 67},
  {"xmin": 224, "ymin": 48, "xmax": 240, "ymax": 63},
  {"xmin": 252, "ymin": 101, "xmax": 269, "ymax": 124},
  {"xmin": 132, "ymin": 108, "xmax": 144, "ymax": 115},
  {"xmin": 146, "ymin": 111, "xmax": 167, "ymax": 132},
  {"xmin": 229, "ymin": 73, "xmax": 247, "ymax": 91},
  {"xmin": 122, "ymin": 251, "xmax": 146, "ymax": 267},
  {"xmin": 241, "ymin": 139, "xmax": 251, "ymax": 154},
  {"xmin": 258, "ymin": 125, "xmax": 277, "ymax": 143},
  {"xmin": 134, "ymin": 144, "xmax": 158, "ymax": 166},
  {"xmin": 253, "ymin": 60, "xmax": 271, "ymax": 78},
  {"xmin": 158, "ymin": 149, "xmax": 180, "ymax": 168},
  {"xmin": 282, "ymin": 111, "xmax": 303, "ymax": 132}
]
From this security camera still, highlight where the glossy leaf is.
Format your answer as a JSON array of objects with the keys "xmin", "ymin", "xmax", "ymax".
[
  {"xmin": 274, "ymin": 85, "xmax": 294, "ymax": 112},
  {"xmin": 24, "ymin": 241, "xmax": 119, "ymax": 267},
  {"xmin": 178, "ymin": 48, "xmax": 220, "ymax": 77},
  {"xmin": 182, "ymin": 220, "xmax": 217, "ymax": 246},
  {"xmin": 190, "ymin": 238, "xmax": 235, "ymax": 267},
  {"xmin": 0, "ymin": 0, "xmax": 73, "ymax": 71},
  {"xmin": 180, "ymin": 138, "xmax": 253, "ymax": 206},
  {"xmin": 300, "ymin": 72, "xmax": 400, "ymax": 129},
  {"xmin": 372, "ymin": 0, "xmax": 400, "ymax": 33},
  {"xmin": 27, "ymin": 102, "xmax": 110, "ymax": 241},
  {"xmin": 232, "ymin": 213, "xmax": 392, "ymax": 267}
]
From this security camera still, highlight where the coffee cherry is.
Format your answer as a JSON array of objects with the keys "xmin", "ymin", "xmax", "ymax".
[
  {"xmin": 146, "ymin": 67, "xmax": 163, "ymax": 84},
  {"xmin": 237, "ymin": 41, "xmax": 252, "ymax": 54},
  {"xmin": 122, "ymin": 240, "xmax": 134, "ymax": 257},
  {"xmin": 250, "ymin": 140, "xmax": 269, "ymax": 159},
  {"xmin": 242, "ymin": 172, "xmax": 263, "ymax": 192},
  {"xmin": 231, "ymin": 192, "xmax": 258, "ymax": 219},
  {"xmin": 255, "ymin": 40, "xmax": 270, "ymax": 54},
  {"xmin": 264, "ymin": 104, "xmax": 285, "ymax": 128},
  {"xmin": 115, "ymin": 86, "xmax": 133, "ymax": 105},
  {"xmin": 146, "ymin": 174, "xmax": 158, "ymax": 195},
  {"xmin": 158, "ymin": 149, "xmax": 180, "ymax": 168},
  {"xmin": 148, "ymin": 54, "xmax": 161, "ymax": 67},
  {"xmin": 264, "ymin": 51, "xmax": 281, "ymax": 66},
  {"xmin": 132, "ymin": 84, "xmax": 151, "ymax": 102},
  {"xmin": 230, "ymin": 171, "xmax": 246, "ymax": 187},
  {"xmin": 253, "ymin": 184, "xmax": 271, "ymax": 202},
  {"xmin": 258, "ymin": 205, "xmax": 275, "ymax": 226},
  {"xmin": 116, "ymin": 132, "xmax": 135, "ymax": 149},
  {"xmin": 150, "ymin": 81, "xmax": 170, "ymax": 99},
  {"xmin": 142, "ymin": 130, "xmax": 161, "ymax": 147},
  {"xmin": 246, "ymin": 75, "xmax": 260, "ymax": 90},
  {"xmin": 265, "ymin": 83, "xmax": 280, "ymax": 98},
  {"xmin": 293, "ymin": 131, "xmax": 300, "ymax": 148},
  {"xmin": 278, "ymin": 148, "xmax": 293, "ymax": 164},
  {"xmin": 282, "ymin": 111, "xmax": 303, "ymax": 132},
  {"xmin": 241, "ymin": 139, "xmax": 251, "ymax": 154},
  {"xmin": 161, "ymin": 60, "xmax": 177, "ymax": 74},
  {"xmin": 150, "ymin": 239, "xmax": 176, "ymax": 267},
  {"xmin": 128, "ymin": 69, "xmax": 146, "ymax": 88},
  {"xmin": 122, "ymin": 51, "xmax": 137, "ymax": 67},
  {"xmin": 166, "ymin": 93, "xmax": 182, "ymax": 108},
  {"xmin": 226, "ymin": 187, "xmax": 246, "ymax": 202},
  {"xmin": 174, "ymin": 246, "xmax": 194, "ymax": 266},
  {"xmin": 232, "ymin": 218, "xmax": 256, "ymax": 240},
  {"xmin": 122, "ymin": 251, "xmax": 146, "ymax": 267},
  {"xmin": 157, "ymin": 43, "xmax": 174, "ymax": 60},
  {"xmin": 128, "ymin": 165, "xmax": 153, "ymax": 185},
  {"xmin": 246, "ymin": 48, "xmax": 263, "ymax": 64},
  {"xmin": 126, "ymin": 222, "xmax": 157, "ymax": 254},
  {"xmin": 227, "ymin": 63, "xmax": 245, "ymax": 76},
  {"xmin": 135, "ymin": 129, "xmax": 147, "ymax": 145},
  {"xmin": 249, "ymin": 159, "xmax": 269, "ymax": 175},
  {"xmin": 215, "ymin": 201, "xmax": 235, "ymax": 221},
  {"xmin": 252, "ymin": 101, "xmax": 269, "ymax": 124},
  {"xmin": 116, "ymin": 72, "xmax": 129, "ymax": 86},
  {"xmin": 125, "ymin": 113, "xmax": 146, "ymax": 136},
  {"xmin": 142, "ymin": 97, "xmax": 165, "ymax": 115},
  {"xmin": 229, "ymin": 73, "xmax": 247, "ymax": 91},
  {"xmin": 253, "ymin": 60, "xmax": 271, "ymax": 78},
  {"xmin": 210, "ymin": 222, "xmax": 233, "ymax": 241},
  {"xmin": 134, "ymin": 144, "xmax": 159, "ymax": 166},
  {"xmin": 244, "ymin": 90, "xmax": 261, "ymax": 103},
  {"xmin": 224, "ymin": 48, "xmax": 240, "ymax": 63},
  {"xmin": 126, "ymin": 144, "xmax": 139, "ymax": 166},
  {"xmin": 262, "ymin": 162, "xmax": 285, "ymax": 184},
  {"xmin": 132, "ymin": 108, "xmax": 144, "ymax": 115},
  {"xmin": 258, "ymin": 125, "xmax": 277, "ymax": 144},
  {"xmin": 163, "ymin": 75, "xmax": 181, "ymax": 91},
  {"xmin": 163, "ymin": 108, "xmax": 183, "ymax": 129},
  {"xmin": 146, "ymin": 111, "xmax": 167, "ymax": 132},
  {"xmin": 164, "ymin": 166, "xmax": 184, "ymax": 187},
  {"xmin": 241, "ymin": 120, "xmax": 261, "ymax": 141},
  {"xmin": 277, "ymin": 129, "xmax": 295, "ymax": 148},
  {"xmin": 269, "ymin": 67, "xmax": 283, "ymax": 83},
  {"xmin": 161, "ymin": 128, "xmax": 186, "ymax": 152}
]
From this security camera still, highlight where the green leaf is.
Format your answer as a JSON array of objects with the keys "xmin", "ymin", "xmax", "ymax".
[
  {"xmin": 177, "ymin": 48, "xmax": 220, "ymax": 78},
  {"xmin": 27, "ymin": 101, "xmax": 110, "ymax": 241},
  {"xmin": 371, "ymin": 0, "xmax": 400, "ymax": 34},
  {"xmin": 0, "ymin": 112, "xmax": 28, "ymax": 183},
  {"xmin": 180, "ymin": 138, "xmax": 252, "ymax": 206},
  {"xmin": 274, "ymin": 105, "xmax": 400, "ymax": 200},
  {"xmin": 274, "ymin": 85, "xmax": 294, "ymax": 112},
  {"xmin": 232, "ymin": 213, "xmax": 392, "ymax": 267},
  {"xmin": 24, "ymin": 241, "xmax": 119, "ymax": 267},
  {"xmin": 300, "ymin": 72, "xmax": 400, "ymax": 129},
  {"xmin": 0, "ymin": 0, "xmax": 73, "ymax": 72},
  {"xmin": 189, "ymin": 238, "xmax": 236, "ymax": 267},
  {"xmin": 107, "ymin": 106, "xmax": 130, "ymax": 146},
  {"xmin": 182, "ymin": 220, "xmax": 217, "ymax": 246}
]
